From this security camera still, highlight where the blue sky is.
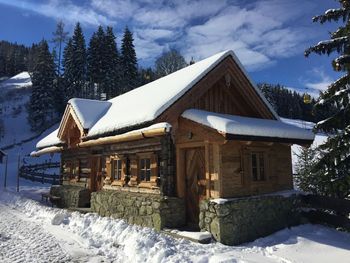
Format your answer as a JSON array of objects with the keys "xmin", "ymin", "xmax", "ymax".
[{"xmin": 0, "ymin": 0, "xmax": 341, "ymax": 97}]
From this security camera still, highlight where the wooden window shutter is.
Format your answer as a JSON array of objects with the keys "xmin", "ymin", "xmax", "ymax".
[
  {"xmin": 106, "ymin": 157, "xmax": 112, "ymax": 178},
  {"xmin": 150, "ymin": 154, "xmax": 158, "ymax": 184},
  {"xmin": 121, "ymin": 157, "xmax": 127, "ymax": 181},
  {"xmin": 129, "ymin": 156, "xmax": 138, "ymax": 186}
]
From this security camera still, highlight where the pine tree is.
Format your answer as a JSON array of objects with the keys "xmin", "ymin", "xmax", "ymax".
[
  {"xmin": 305, "ymin": 1, "xmax": 350, "ymax": 199},
  {"xmin": 87, "ymin": 26, "xmax": 106, "ymax": 98},
  {"xmin": 121, "ymin": 27, "xmax": 138, "ymax": 92},
  {"xmin": 295, "ymin": 147, "xmax": 320, "ymax": 194},
  {"xmin": 63, "ymin": 23, "xmax": 87, "ymax": 100},
  {"xmin": 63, "ymin": 38, "xmax": 74, "ymax": 100},
  {"xmin": 27, "ymin": 40, "xmax": 56, "ymax": 131},
  {"xmin": 103, "ymin": 26, "xmax": 121, "ymax": 98}
]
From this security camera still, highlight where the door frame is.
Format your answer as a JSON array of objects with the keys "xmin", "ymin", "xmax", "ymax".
[
  {"xmin": 89, "ymin": 155, "xmax": 104, "ymax": 192},
  {"xmin": 176, "ymin": 141, "xmax": 210, "ymax": 201}
]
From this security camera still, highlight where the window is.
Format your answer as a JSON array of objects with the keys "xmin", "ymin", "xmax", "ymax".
[
  {"xmin": 139, "ymin": 158, "xmax": 151, "ymax": 181},
  {"xmin": 251, "ymin": 152, "xmax": 265, "ymax": 181},
  {"xmin": 112, "ymin": 159, "xmax": 122, "ymax": 181}
]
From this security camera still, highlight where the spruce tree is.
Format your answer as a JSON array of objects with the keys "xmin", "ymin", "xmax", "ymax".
[
  {"xmin": 63, "ymin": 22, "xmax": 86, "ymax": 100},
  {"xmin": 73, "ymin": 22, "xmax": 87, "ymax": 98},
  {"xmin": 87, "ymin": 26, "xmax": 106, "ymax": 98},
  {"xmin": 121, "ymin": 26, "xmax": 138, "ymax": 92},
  {"xmin": 305, "ymin": 1, "xmax": 350, "ymax": 199},
  {"xmin": 103, "ymin": 26, "xmax": 121, "ymax": 98},
  {"xmin": 63, "ymin": 38, "xmax": 75, "ymax": 101},
  {"xmin": 27, "ymin": 40, "xmax": 55, "ymax": 131}
]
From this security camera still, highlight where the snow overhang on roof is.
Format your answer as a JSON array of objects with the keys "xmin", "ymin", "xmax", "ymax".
[
  {"xmin": 68, "ymin": 98, "xmax": 112, "ymax": 130},
  {"xmin": 36, "ymin": 128, "xmax": 64, "ymax": 150},
  {"xmin": 182, "ymin": 109, "xmax": 315, "ymax": 145}
]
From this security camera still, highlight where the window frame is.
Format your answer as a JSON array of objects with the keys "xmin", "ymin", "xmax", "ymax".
[
  {"xmin": 136, "ymin": 152, "xmax": 159, "ymax": 188},
  {"xmin": 110, "ymin": 156, "xmax": 126, "ymax": 186},
  {"xmin": 251, "ymin": 151, "xmax": 266, "ymax": 182}
]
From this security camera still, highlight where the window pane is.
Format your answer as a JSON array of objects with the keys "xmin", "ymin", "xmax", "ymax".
[
  {"xmin": 146, "ymin": 158, "xmax": 150, "ymax": 169},
  {"xmin": 252, "ymin": 154, "xmax": 258, "ymax": 181},
  {"xmin": 259, "ymin": 154, "xmax": 265, "ymax": 180},
  {"xmin": 140, "ymin": 159, "xmax": 145, "ymax": 169},
  {"xmin": 146, "ymin": 170, "xmax": 151, "ymax": 181},
  {"xmin": 140, "ymin": 170, "xmax": 145, "ymax": 181}
]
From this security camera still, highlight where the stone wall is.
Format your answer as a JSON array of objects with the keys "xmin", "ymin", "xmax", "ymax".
[
  {"xmin": 160, "ymin": 134, "xmax": 176, "ymax": 196},
  {"xmin": 50, "ymin": 185, "xmax": 91, "ymax": 208},
  {"xmin": 200, "ymin": 194, "xmax": 301, "ymax": 245},
  {"xmin": 91, "ymin": 190, "xmax": 185, "ymax": 230}
]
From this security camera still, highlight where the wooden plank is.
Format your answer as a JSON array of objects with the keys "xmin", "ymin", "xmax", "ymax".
[{"xmin": 205, "ymin": 142, "xmax": 210, "ymax": 198}]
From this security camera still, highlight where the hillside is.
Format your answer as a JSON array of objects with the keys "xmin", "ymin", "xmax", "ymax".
[{"xmin": 0, "ymin": 72, "xmax": 59, "ymax": 190}]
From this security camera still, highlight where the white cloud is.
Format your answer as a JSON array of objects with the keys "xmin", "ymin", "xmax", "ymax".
[
  {"xmin": 304, "ymin": 68, "xmax": 333, "ymax": 92},
  {"xmin": 0, "ymin": 0, "xmax": 319, "ymax": 70},
  {"xmin": 287, "ymin": 68, "xmax": 334, "ymax": 99},
  {"xmin": 0, "ymin": 0, "xmax": 114, "ymax": 26}
]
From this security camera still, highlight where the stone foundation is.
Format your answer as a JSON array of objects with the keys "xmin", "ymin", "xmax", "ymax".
[
  {"xmin": 50, "ymin": 185, "xmax": 91, "ymax": 208},
  {"xmin": 91, "ymin": 190, "xmax": 186, "ymax": 230},
  {"xmin": 200, "ymin": 193, "xmax": 301, "ymax": 245}
]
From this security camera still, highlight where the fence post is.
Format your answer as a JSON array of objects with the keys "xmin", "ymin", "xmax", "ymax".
[
  {"xmin": 3, "ymin": 155, "xmax": 8, "ymax": 189},
  {"xmin": 16, "ymin": 154, "xmax": 20, "ymax": 192}
]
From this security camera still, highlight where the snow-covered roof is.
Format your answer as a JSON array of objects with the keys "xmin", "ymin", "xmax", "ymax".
[
  {"xmin": 37, "ymin": 50, "xmax": 280, "ymax": 150},
  {"xmin": 86, "ymin": 50, "xmax": 278, "ymax": 138},
  {"xmin": 36, "ymin": 128, "xmax": 64, "ymax": 149},
  {"xmin": 182, "ymin": 109, "xmax": 315, "ymax": 142},
  {"xmin": 68, "ymin": 98, "xmax": 111, "ymax": 130}
]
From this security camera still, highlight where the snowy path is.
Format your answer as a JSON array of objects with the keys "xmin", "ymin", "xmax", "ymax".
[
  {"xmin": 0, "ymin": 190, "xmax": 349, "ymax": 263},
  {"xmin": 0, "ymin": 204, "xmax": 71, "ymax": 263}
]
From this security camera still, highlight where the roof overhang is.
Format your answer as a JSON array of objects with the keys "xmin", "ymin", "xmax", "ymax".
[
  {"xmin": 181, "ymin": 109, "xmax": 315, "ymax": 146},
  {"xmin": 224, "ymin": 133, "xmax": 314, "ymax": 145},
  {"xmin": 31, "ymin": 146, "xmax": 63, "ymax": 157}
]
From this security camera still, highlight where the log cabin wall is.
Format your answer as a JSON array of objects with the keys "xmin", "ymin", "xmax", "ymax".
[
  {"xmin": 61, "ymin": 148, "xmax": 91, "ymax": 188},
  {"xmin": 219, "ymin": 141, "xmax": 293, "ymax": 198},
  {"xmin": 175, "ymin": 118, "xmax": 293, "ymax": 199},
  {"xmin": 60, "ymin": 135, "xmax": 176, "ymax": 195}
]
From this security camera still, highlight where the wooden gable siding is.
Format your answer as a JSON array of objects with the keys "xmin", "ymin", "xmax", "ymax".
[
  {"xmin": 58, "ymin": 105, "xmax": 84, "ymax": 139},
  {"xmin": 156, "ymin": 56, "xmax": 275, "ymax": 130},
  {"xmin": 192, "ymin": 77, "xmax": 257, "ymax": 117}
]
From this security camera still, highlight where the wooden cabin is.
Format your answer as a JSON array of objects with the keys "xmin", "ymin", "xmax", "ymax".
[{"xmin": 32, "ymin": 50, "xmax": 314, "ymax": 233}]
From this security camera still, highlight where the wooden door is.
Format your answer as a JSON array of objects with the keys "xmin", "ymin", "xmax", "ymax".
[
  {"xmin": 185, "ymin": 147, "xmax": 206, "ymax": 224},
  {"xmin": 90, "ymin": 156, "xmax": 103, "ymax": 191}
]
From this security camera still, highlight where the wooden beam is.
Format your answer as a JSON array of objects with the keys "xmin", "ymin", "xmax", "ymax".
[
  {"xmin": 78, "ymin": 127, "xmax": 168, "ymax": 148},
  {"xmin": 225, "ymin": 133, "xmax": 313, "ymax": 145}
]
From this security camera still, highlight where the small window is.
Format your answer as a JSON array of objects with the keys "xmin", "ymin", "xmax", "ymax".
[
  {"xmin": 139, "ymin": 158, "xmax": 151, "ymax": 181},
  {"xmin": 112, "ymin": 159, "xmax": 122, "ymax": 181},
  {"xmin": 251, "ymin": 152, "xmax": 265, "ymax": 181}
]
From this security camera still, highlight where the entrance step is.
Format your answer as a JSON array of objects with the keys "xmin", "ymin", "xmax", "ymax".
[{"xmin": 162, "ymin": 229, "xmax": 212, "ymax": 244}]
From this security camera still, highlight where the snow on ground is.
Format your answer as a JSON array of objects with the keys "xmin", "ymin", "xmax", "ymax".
[
  {"xmin": 0, "ymin": 71, "xmax": 35, "ymax": 147},
  {"xmin": 0, "ymin": 123, "xmax": 60, "ymax": 193},
  {"xmin": 0, "ymin": 72, "xmax": 32, "ymax": 90},
  {"xmin": 0, "ymin": 190, "xmax": 349, "ymax": 263}
]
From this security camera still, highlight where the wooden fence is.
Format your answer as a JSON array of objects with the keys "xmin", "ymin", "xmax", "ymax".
[
  {"xmin": 301, "ymin": 194, "xmax": 350, "ymax": 230},
  {"xmin": 19, "ymin": 162, "xmax": 61, "ymax": 185}
]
